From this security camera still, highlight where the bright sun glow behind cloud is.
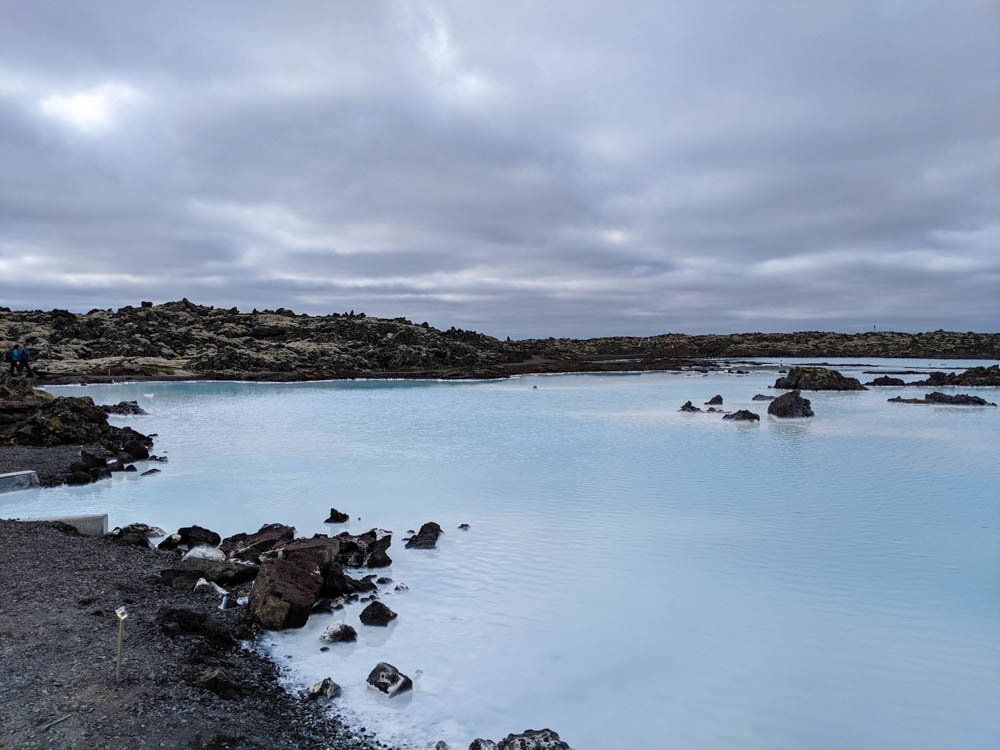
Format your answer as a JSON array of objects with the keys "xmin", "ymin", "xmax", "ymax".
[{"xmin": 39, "ymin": 82, "xmax": 142, "ymax": 132}]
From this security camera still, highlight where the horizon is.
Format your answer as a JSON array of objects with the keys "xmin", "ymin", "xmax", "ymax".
[
  {"xmin": 1, "ymin": 2, "xmax": 998, "ymax": 337},
  {"xmin": 1, "ymin": 297, "xmax": 996, "ymax": 341}
]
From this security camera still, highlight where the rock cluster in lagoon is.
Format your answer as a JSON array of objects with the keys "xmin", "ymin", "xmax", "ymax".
[
  {"xmin": 723, "ymin": 409, "xmax": 760, "ymax": 422},
  {"xmin": 888, "ymin": 392, "xmax": 997, "ymax": 406},
  {"xmin": 866, "ymin": 376, "xmax": 907, "ymax": 386}
]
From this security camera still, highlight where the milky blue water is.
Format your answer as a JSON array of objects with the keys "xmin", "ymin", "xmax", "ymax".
[{"xmin": 3, "ymin": 358, "xmax": 999, "ymax": 749}]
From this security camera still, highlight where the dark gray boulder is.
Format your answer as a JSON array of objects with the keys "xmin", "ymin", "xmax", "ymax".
[
  {"xmin": 678, "ymin": 400, "xmax": 701, "ymax": 412},
  {"xmin": 722, "ymin": 410, "xmax": 759, "ymax": 422},
  {"xmin": 705, "ymin": 394, "xmax": 723, "ymax": 405},
  {"xmin": 751, "ymin": 394, "xmax": 775, "ymax": 401},
  {"xmin": 865, "ymin": 376, "xmax": 906, "ymax": 386},
  {"xmin": 325, "ymin": 507, "xmax": 350, "ymax": 523},
  {"xmin": 498, "ymin": 729, "xmax": 573, "ymax": 749},
  {"xmin": 360, "ymin": 600, "xmax": 397, "ymax": 626},
  {"xmin": 319, "ymin": 622, "xmax": 358, "ymax": 643},
  {"xmin": 305, "ymin": 677, "xmax": 341, "ymax": 700},
  {"xmin": 768, "ymin": 390, "xmax": 815, "ymax": 418},
  {"xmin": 405, "ymin": 522, "xmax": 443, "ymax": 549},
  {"xmin": 774, "ymin": 367, "xmax": 865, "ymax": 391},
  {"xmin": 366, "ymin": 662, "xmax": 412, "ymax": 696}
]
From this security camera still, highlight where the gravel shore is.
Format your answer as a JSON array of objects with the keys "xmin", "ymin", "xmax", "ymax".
[
  {"xmin": 0, "ymin": 520, "xmax": 397, "ymax": 750},
  {"xmin": 0, "ymin": 445, "xmax": 104, "ymax": 486}
]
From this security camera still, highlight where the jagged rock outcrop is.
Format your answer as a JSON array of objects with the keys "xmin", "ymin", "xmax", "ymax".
[
  {"xmin": 678, "ymin": 401, "xmax": 702, "ymax": 413},
  {"xmin": 404, "ymin": 522, "xmax": 443, "ymax": 549},
  {"xmin": 888, "ymin": 392, "xmax": 997, "ymax": 406},
  {"xmin": 705, "ymin": 394, "xmax": 723, "ymax": 405},
  {"xmin": 324, "ymin": 507, "xmax": 350, "ymax": 523},
  {"xmin": 773, "ymin": 367, "xmax": 865, "ymax": 391},
  {"xmin": 768, "ymin": 390, "xmax": 815, "ymax": 418},
  {"xmin": 470, "ymin": 729, "xmax": 574, "ymax": 750},
  {"xmin": 910, "ymin": 365, "xmax": 1000, "ymax": 387}
]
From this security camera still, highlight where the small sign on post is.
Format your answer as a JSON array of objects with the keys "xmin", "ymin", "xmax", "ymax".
[{"xmin": 115, "ymin": 607, "xmax": 128, "ymax": 684}]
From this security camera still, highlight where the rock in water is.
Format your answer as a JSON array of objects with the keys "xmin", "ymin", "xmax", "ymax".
[
  {"xmin": 678, "ymin": 400, "xmax": 701, "ymax": 412},
  {"xmin": 888, "ymin": 392, "xmax": 997, "ymax": 406},
  {"xmin": 470, "ymin": 742, "xmax": 499, "ymax": 750},
  {"xmin": 360, "ymin": 600, "xmax": 397, "ymax": 626},
  {"xmin": 751, "ymin": 394, "xmax": 775, "ymax": 401},
  {"xmin": 305, "ymin": 677, "xmax": 341, "ymax": 700},
  {"xmin": 705, "ymin": 394, "xmax": 723, "ymax": 405},
  {"xmin": 405, "ymin": 522, "xmax": 443, "ymax": 549},
  {"xmin": 325, "ymin": 507, "xmax": 350, "ymax": 523},
  {"xmin": 773, "ymin": 367, "xmax": 865, "ymax": 391},
  {"xmin": 101, "ymin": 400, "xmax": 148, "ymax": 416},
  {"xmin": 865, "ymin": 376, "xmax": 906, "ymax": 386},
  {"xmin": 497, "ymin": 729, "xmax": 574, "ymax": 749},
  {"xmin": 366, "ymin": 662, "xmax": 412, "ymax": 696},
  {"xmin": 722, "ymin": 410, "xmax": 759, "ymax": 422},
  {"xmin": 333, "ymin": 529, "xmax": 393, "ymax": 567},
  {"xmin": 140, "ymin": 468, "xmax": 161, "ymax": 476},
  {"xmin": 911, "ymin": 365, "xmax": 1000, "ymax": 387},
  {"xmin": 767, "ymin": 390, "xmax": 815, "ymax": 418},
  {"xmin": 319, "ymin": 622, "xmax": 357, "ymax": 643}
]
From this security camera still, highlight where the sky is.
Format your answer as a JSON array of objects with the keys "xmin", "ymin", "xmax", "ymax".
[{"xmin": 0, "ymin": 1, "xmax": 998, "ymax": 338}]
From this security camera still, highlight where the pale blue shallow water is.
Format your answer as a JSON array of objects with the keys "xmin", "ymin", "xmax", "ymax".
[{"xmin": 3, "ymin": 358, "xmax": 999, "ymax": 749}]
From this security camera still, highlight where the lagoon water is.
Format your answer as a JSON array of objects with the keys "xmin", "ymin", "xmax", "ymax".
[{"xmin": 4, "ymin": 358, "xmax": 999, "ymax": 749}]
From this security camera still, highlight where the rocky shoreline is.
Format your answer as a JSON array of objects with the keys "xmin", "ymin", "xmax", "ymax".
[
  {"xmin": 1, "ymin": 300, "xmax": 997, "ymax": 384},
  {"xmin": 0, "ymin": 517, "xmax": 576, "ymax": 750},
  {"xmin": 0, "ymin": 375, "xmax": 157, "ymax": 487}
]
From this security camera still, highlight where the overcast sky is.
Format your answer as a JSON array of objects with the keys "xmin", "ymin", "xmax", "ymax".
[{"xmin": 0, "ymin": 1, "xmax": 997, "ymax": 337}]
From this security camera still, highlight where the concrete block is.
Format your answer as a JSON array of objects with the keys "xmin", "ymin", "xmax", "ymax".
[
  {"xmin": 0, "ymin": 470, "xmax": 40, "ymax": 493},
  {"xmin": 19, "ymin": 514, "xmax": 109, "ymax": 536}
]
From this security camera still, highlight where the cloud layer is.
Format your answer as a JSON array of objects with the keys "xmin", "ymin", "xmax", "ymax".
[{"xmin": 1, "ymin": 1, "xmax": 997, "ymax": 336}]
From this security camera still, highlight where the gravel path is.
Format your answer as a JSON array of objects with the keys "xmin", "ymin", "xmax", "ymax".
[{"xmin": 0, "ymin": 521, "xmax": 398, "ymax": 750}]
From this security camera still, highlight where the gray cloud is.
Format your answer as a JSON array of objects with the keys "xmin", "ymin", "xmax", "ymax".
[{"xmin": 0, "ymin": 0, "xmax": 998, "ymax": 337}]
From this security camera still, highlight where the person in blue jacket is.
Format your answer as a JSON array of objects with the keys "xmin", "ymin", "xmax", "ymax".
[
  {"xmin": 5, "ymin": 345, "xmax": 18, "ymax": 376},
  {"xmin": 17, "ymin": 345, "xmax": 34, "ymax": 377}
]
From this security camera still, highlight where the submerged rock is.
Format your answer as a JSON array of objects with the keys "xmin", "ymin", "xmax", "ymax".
[
  {"xmin": 360, "ymin": 600, "xmax": 397, "ymax": 626},
  {"xmin": 722, "ymin": 410, "xmax": 759, "ymax": 422},
  {"xmin": 458, "ymin": 523, "xmax": 470, "ymax": 531},
  {"xmin": 888, "ymin": 392, "xmax": 997, "ymax": 406},
  {"xmin": 140, "ymin": 468, "xmax": 161, "ymax": 476},
  {"xmin": 366, "ymin": 662, "xmax": 412, "ymax": 696},
  {"xmin": 773, "ymin": 367, "xmax": 865, "ymax": 391},
  {"xmin": 325, "ymin": 507, "xmax": 350, "ymax": 523},
  {"xmin": 405, "ymin": 522, "xmax": 443, "ymax": 549},
  {"xmin": 704, "ymin": 394, "xmax": 723, "ymax": 405},
  {"xmin": 751, "ymin": 394, "xmax": 775, "ymax": 401},
  {"xmin": 767, "ymin": 390, "xmax": 815, "ymax": 418}
]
